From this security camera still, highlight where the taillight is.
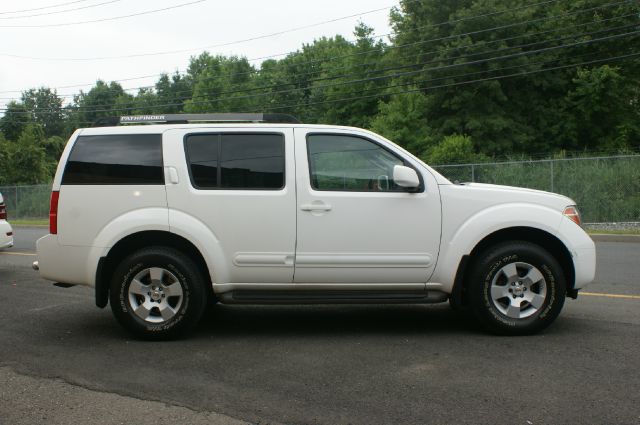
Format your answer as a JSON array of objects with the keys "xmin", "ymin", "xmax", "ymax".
[
  {"xmin": 49, "ymin": 191, "xmax": 60, "ymax": 234},
  {"xmin": 0, "ymin": 203, "xmax": 6, "ymax": 220},
  {"xmin": 563, "ymin": 205, "xmax": 581, "ymax": 226}
]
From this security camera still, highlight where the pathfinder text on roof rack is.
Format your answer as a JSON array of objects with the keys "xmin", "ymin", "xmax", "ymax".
[{"xmin": 92, "ymin": 113, "xmax": 301, "ymax": 127}]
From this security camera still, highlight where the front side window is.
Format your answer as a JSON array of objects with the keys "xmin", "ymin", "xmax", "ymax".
[
  {"xmin": 62, "ymin": 134, "xmax": 164, "ymax": 185},
  {"xmin": 307, "ymin": 134, "xmax": 408, "ymax": 192},
  {"xmin": 185, "ymin": 133, "xmax": 285, "ymax": 190}
]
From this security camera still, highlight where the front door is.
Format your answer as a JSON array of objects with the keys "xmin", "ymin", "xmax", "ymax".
[{"xmin": 293, "ymin": 129, "xmax": 441, "ymax": 283}]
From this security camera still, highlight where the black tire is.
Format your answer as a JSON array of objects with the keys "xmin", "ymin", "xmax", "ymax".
[
  {"xmin": 109, "ymin": 246, "xmax": 208, "ymax": 340},
  {"xmin": 466, "ymin": 241, "xmax": 566, "ymax": 335}
]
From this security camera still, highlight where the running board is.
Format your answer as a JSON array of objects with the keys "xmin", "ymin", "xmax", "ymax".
[{"xmin": 219, "ymin": 289, "xmax": 448, "ymax": 305}]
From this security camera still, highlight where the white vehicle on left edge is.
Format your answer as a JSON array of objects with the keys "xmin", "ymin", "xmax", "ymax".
[{"xmin": 0, "ymin": 192, "xmax": 14, "ymax": 249}]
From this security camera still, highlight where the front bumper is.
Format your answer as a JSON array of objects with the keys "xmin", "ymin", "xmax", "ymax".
[{"xmin": 557, "ymin": 217, "xmax": 596, "ymax": 290}]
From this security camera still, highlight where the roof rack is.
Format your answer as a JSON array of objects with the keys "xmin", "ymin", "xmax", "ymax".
[{"xmin": 91, "ymin": 113, "xmax": 300, "ymax": 127}]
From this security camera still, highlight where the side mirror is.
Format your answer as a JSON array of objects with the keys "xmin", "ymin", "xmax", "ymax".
[{"xmin": 393, "ymin": 165, "xmax": 420, "ymax": 189}]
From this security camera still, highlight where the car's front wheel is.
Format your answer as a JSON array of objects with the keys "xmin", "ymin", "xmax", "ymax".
[
  {"xmin": 467, "ymin": 241, "xmax": 566, "ymax": 335},
  {"xmin": 109, "ymin": 246, "xmax": 208, "ymax": 340}
]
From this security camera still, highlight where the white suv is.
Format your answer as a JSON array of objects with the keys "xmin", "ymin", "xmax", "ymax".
[{"xmin": 34, "ymin": 113, "xmax": 595, "ymax": 339}]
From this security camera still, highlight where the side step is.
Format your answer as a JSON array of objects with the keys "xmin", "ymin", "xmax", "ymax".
[{"xmin": 219, "ymin": 289, "xmax": 448, "ymax": 305}]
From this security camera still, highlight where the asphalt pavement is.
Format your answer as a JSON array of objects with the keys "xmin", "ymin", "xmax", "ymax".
[{"xmin": 1, "ymin": 227, "xmax": 639, "ymax": 425}]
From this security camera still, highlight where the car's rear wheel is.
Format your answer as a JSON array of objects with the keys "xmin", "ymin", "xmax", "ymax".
[
  {"xmin": 109, "ymin": 246, "xmax": 208, "ymax": 340},
  {"xmin": 467, "ymin": 241, "xmax": 566, "ymax": 335}
]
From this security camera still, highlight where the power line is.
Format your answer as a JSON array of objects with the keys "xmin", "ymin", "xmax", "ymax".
[
  {"xmin": 0, "ymin": 0, "xmax": 207, "ymax": 28},
  {"xmin": 35, "ymin": 25, "xmax": 640, "ymax": 113},
  {"xmin": 0, "ymin": 0, "xmax": 94, "ymax": 15},
  {"xmin": 3, "ymin": 0, "xmax": 633, "ymax": 112},
  {"xmin": 31, "ymin": 10, "xmax": 632, "ymax": 103},
  {"xmin": 58, "ymin": 50, "xmax": 640, "ymax": 125},
  {"xmin": 0, "ymin": 0, "xmax": 565, "ymax": 60},
  {"xmin": 1, "ymin": 0, "xmax": 636, "ymax": 112},
  {"xmin": 123, "ymin": 20, "xmax": 640, "ymax": 108},
  {"xmin": 0, "ymin": 0, "xmax": 627, "ymax": 97},
  {"xmin": 154, "ymin": 30, "xmax": 640, "ymax": 111},
  {"xmin": 0, "ymin": 0, "xmax": 122, "ymax": 20},
  {"xmin": 256, "ymin": 52, "xmax": 640, "ymax": 113},
  {"xmin": 53, "ymin": 50, "xmax": 640, "ymax": 125},
  {"xmin": 5, "ymin": 28, "xmax": 637, "ymax": 115}
]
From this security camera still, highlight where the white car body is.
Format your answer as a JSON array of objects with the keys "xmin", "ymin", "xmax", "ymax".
[
  {"xmin": 0, "ymin": 192, "xmax": 14, "ymax": 250},
  {"xmin": 34, "ymin": 117, "xmax": 596, "ymax": 336}
]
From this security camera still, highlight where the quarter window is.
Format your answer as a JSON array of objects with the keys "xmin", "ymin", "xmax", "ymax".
[
  {"xmin": 307, "ymin": 134, "xmax": 407, "ymax": 192},
  {"xmin": 185, "ymin": 133, "xmax": 285, "ymax": 190},
  {"xmin": 62, "ymin": 134, "xmax": 164, "ymax": 185}
]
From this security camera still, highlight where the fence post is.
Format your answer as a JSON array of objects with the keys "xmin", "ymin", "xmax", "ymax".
[
  {"xmin": 14, "ymin": 186, "xmax": 19, "ymax": 219},
  {"xmin": 550, "ymin": 161, "xmax": 554, "ymax": 192},
  {"xmin": 471, "ymin": 164, "xmax": 475, "ymax": 182}
]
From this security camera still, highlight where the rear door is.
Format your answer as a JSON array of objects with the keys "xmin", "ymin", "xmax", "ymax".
[
  {"xmin": 293, "ymin": 128, "xmax": 442, "ymax": 283},
  {"xmin": 164, "ymin": 128, "xmax": 296, "ymax": 284}
]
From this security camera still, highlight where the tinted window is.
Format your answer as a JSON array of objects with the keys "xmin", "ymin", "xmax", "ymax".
[
  {"xmin": 186, "ymin": 134, "xmax": 218, "ymax": 188},
  {"xmin": 307, "ymin": 134, "xmax": 407, "ymax": 192},
  {"xmin": 63, "ymin": 134, "xmax": 163, "ymax": 185},
  {"xmin": 185, "ymin": 133, "xmax": 285, "ymax": 190}
]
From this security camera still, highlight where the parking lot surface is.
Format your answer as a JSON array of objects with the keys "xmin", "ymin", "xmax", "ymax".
[{"xmin": 1, "ymin": 227, "xmax": 639, "ymax": 424}]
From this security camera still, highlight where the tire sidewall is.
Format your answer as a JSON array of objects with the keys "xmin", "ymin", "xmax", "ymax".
[
  {"xmin": 110, "ymin": 248, "xmax": 206, "ymax": 339},
  {"xmin": 469, "ymin": 242, "xmax": 566, "ymax": 334}
]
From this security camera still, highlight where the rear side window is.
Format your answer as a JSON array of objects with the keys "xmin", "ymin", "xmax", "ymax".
[
  {"xmin": 62, "ymin": 134, "xmax": 164, "ymax": 185},
  {"xmin": 185, "ymin": 133, "xmax": 285, "ymax": 190}
]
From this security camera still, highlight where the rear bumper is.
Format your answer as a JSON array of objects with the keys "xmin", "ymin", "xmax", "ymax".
[
  {"xmin": 0, "ymin": 221, "xmax": 13, "ymax": 249},
  {"xmin": 36, "ymin": 234, "xmax": 97, "ymax": 286}
]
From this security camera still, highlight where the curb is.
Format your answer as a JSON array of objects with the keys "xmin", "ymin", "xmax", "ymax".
[
  {"xmin": 589, "ymin": 234, "xmax": 640, "ymax": 243},
  {"xmin": 12, "ymin": 225, "xmax": 48, "ymax": 229}
]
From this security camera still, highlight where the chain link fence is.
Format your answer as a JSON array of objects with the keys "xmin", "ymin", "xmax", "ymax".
[
  {"xmin": 1, "ymin": 154, "xmax": 639, "ymax": 224},
  {"xmin": 433, "ymin": 154, "xmax": 640, "ymax": 224},
  {"xmin": 0, "ymin": 184, "xmax": 51, "ymax": 220}
]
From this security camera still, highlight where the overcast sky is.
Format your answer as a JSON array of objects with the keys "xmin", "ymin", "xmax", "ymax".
[{"xmin": 0, "ymin": 0, "xmax": 399, "ymax": 111}]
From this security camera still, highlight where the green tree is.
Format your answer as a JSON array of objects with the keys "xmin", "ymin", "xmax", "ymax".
[
  {"xmin": 1, "ymin": 124, "xmax": 50, "ymax": 184},
  {"xmin": 43, "ymin": 135, "xmax": 66, "ymax": 171},
  {"xmin": 388, "ymin": 0, "xmax": 640, "ymax": 156},
  {"xmin": 156, "ymin": 72, "xmax": 191, "ymax": 113},
  {"xmin": 306, "ymin": 23, "xmax": 388, "ymax": 127},
  {"xmin": 21, "ymin": 87, "xmax": 65, "ymax": 138},
  {"xmin": 131, "ymin": 88, "xmax": 158, "ymax": 114},
  {"xmin": 370, "ymin": 91, "xmax": 433, "ymax": 157},
  {"xmin": 559, "ymin": 65, "xmax": 640, "ymax": 150},
  {"xmin": 428, "ymin": 134, "xmax": 487, "ymax": 164},
  {"xmin": 69, "ymin": 80, "xmax": 129, "ymax": 126},
  {"xmin": 0, "ymin": 101, "xmax": 31, "ymax": 142},
  {"xmin": 184, "ymin": 54, "xmax": 257, "ymax": 113}
]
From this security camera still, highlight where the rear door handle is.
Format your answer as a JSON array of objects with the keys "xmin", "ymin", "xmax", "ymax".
[{"xmin": 300, "ymin": 202, "xmax": 332, "ymax": 212}]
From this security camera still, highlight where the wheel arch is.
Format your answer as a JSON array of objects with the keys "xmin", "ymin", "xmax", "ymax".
[
  {"xmin": 95, "ymin": 230, "xmax": 213, "ymax": 308},
  {"xmin": 450, "ymin": 226, "xmax": 576, "ymax": 307}
]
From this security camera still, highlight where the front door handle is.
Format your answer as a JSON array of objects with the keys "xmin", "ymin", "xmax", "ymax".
[{"xmin": 300, "ymin": 202, "xmax": 332, "ymax": 212}]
